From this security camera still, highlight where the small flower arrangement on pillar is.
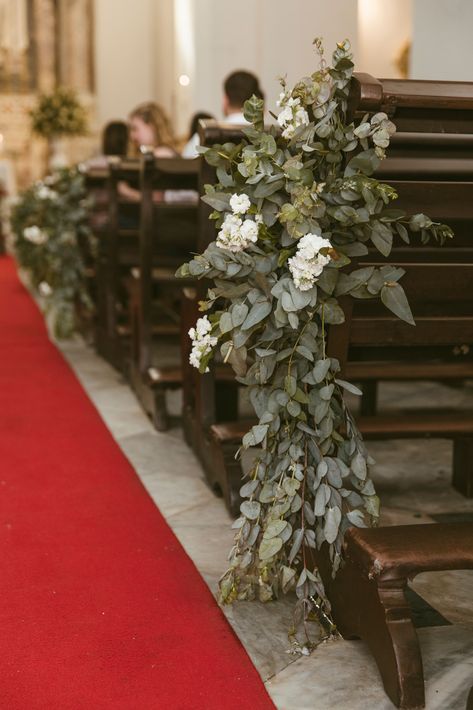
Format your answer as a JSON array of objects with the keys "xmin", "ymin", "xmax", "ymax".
[
  {"xmin": 179, "ymin": 39, "xmax": 453, "ymax": 650},
  {"xmin": 30, "ymin": 87, "xmax": 88, "ymax": 170}
]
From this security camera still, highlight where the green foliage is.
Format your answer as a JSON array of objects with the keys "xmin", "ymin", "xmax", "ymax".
[
  {"xmin": 30, "ymin": 87, "xmax": 87, "ymax": 139},
  {"xmin": 180, "ymin": 38, "xmax": 454, "ymax": 651},
  {"xmin": 11, "ymin": 168, "xmax": 95, "ymax": 338}
]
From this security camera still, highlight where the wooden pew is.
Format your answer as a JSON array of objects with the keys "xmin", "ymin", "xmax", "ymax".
[
  {"xmin": 347, "ymin": 74, "xmax": 473, "ymax": 415},
  {"xmin": 127, "ymin": 153, "xmax": 200, "ymax": 430},
  {"xmin": 82, "ymin": 163, "xmax": 111, "ymax": 350},
  {"xmin": 185, "ymin": 75, "xmax": 473, "ymax": 515},
  {"xmin": 95, "ymin": 157, "xmax": 141, "ymax": 369},
  {"xmin": 318, "ymin": 522, "xmax": 473, "ymax": 709},
  {"xmin": 180, "ymin": 123, "xmax": 250, "ymax": 506}
]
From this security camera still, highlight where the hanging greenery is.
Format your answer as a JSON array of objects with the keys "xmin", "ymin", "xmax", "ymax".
[
  {"xmin": 178, "ymin": 39, "xmax": 453, "ymax": 650},
  {"xmin": 11, "ymin": 168, "xmax": 95, "ymax": 339}
]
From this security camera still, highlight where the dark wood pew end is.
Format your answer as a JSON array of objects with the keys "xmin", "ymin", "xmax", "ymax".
[{"xmin": 319, "ymin": 522, "xmax": 473, "ymax": 709}]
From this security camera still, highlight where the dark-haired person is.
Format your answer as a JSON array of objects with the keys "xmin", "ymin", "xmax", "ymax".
[
  {"xmin": 102, "ymin": 121, "xmax": 128, "ymax": 156},
  {"xmin": 183, "ymin": 70, "xmax": 264, "ymax": 158},
  {"xmin": 182, "ymin": 111, "xmax": 214, "ymax": 158},
  {"xmin": 222, "ymin": 70, "xmax": 264, "ymax": 123}
]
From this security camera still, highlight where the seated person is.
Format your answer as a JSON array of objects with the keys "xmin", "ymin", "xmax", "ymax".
[
  {"xmin": 183, "ymin": 71, "xmax": 264, "ymax": 158},
  {"xmin": 103, "ymin": 121, "xmax": 129, "ymax": 156},
  {"xmin": 222, "ymin": 70, "xmax": 264, "ymax": 123},
  {"xmin": 182, "ymin": 111, "xmax": 214, "ymax": 158},
  {"xmin": 83, "ymin": 121, "xmax": 129, "ymax": 230},
  {"xmin": 82, "ymin": 120, "xmax": 129, "ymax": 170},
  {"xmin": 119, "ymin": 102, "xmax": 177, "ymax": 201}
]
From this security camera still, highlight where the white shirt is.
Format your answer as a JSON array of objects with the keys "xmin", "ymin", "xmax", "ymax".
[{"xmin": 182, "ymin": 111, "xmax": 249, "ymax": 159}]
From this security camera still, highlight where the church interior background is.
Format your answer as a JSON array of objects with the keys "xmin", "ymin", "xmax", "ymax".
[
  {"xmin": 0, "ymin": 0, "xmax": 471, "ymax": 192},
  {"xmin": 1, "ymin": 3, "xmax": 472, "ymax": 710}
]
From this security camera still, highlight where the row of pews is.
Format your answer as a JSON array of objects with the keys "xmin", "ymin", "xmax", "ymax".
[{"xmin": 83, "ymin": 73, "xmax": 473, "ymax": 709}]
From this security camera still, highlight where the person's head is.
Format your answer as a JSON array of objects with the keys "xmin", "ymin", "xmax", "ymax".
[
  {"xmin": 223, "ymin": 70, "xmax": 264, "ymax": 116},
  {"xmin": 128, "ymin": 102, "xmax": 175, "ymax": 150},
  {"xmin": 188, "ymin": 111, "xmax": 214, "ymax": 139},
  {"xmin": 102, "ymin": 121, "xmax": 128, "ymax": 156}
]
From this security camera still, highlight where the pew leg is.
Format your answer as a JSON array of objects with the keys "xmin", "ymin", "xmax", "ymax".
[
  {"xmin": 215, "ymin": 381, "xmax": 239, "ymax": 421},
  {"xmin": 327, "ymin": 562, "xmax": 424, "ymax": 709},
  {"xmin": 152, "ymin": 388, "xmax": 169, "ymax": 432},
  {"xmin": 452, "ymin": 437, "xmax": 473, "ymax": 498},
  {"xmin": 360, "ymin": 380, "xmax": 378, "ymax": 416},
  {"xmin": 210, "ymin": 438, "xmax": 242, "ymax": 517},
  {"xmin": 182, "ymin": 405, "xmax": 195, "ymax": 448}
]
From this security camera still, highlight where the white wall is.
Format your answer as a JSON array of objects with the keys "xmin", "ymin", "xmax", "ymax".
[
  {"xmin": 357, "ymin": 0, "xmax": 412, "ymax": 78},
  {"xmin": 94, "ymin": 0, "xmax": 158, "ymax": 125},
  {"xmin": 411, "ymin": 0, "xmax": 473, "ymax": 80},
  {"xmin": 94, "ymin": 0, "xmax": 359, "ymax": 137},
  {"xmin": 191, "ymin": 0, "xmax": 358, "ymax": 124}
]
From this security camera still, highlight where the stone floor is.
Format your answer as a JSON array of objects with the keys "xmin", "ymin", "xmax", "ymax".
[{"xmin": 60, "ymin": 339, "xmax": 473, "ymax": 710}]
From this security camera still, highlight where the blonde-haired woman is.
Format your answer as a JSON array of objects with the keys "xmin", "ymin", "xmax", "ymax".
[
  {"xmin": 118, "ymin": 102, "xmax": 176, "ymax": 201},
  {"xmin": 128, "ymin": 102, "xmax": 176, "ymax": 157}
]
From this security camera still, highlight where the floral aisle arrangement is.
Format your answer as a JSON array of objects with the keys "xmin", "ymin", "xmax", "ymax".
[
  {"xmin": 179, "ymin": 39, "xmax": 454, "ymax": 649},
  {"xmin": 11, "ymin": 168, "xmax": 95, "ymax": 339}
]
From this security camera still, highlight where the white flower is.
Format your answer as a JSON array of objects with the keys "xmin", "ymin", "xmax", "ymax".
[
  {"xmin": 255, "ymin": 213, "xmax": 264, "ymax": 225},
  {"xmin": 282, "ymin": 123, "xmax": 296, "ymax": 140},
  {"xmin": 37, "ymin": 185, "xmax": 58, "ymax": 200},
  {"xmin": 294, "ymin": 106, "xmax": 309, "ymax": 127},
  {"xmin": 277, "ymin": 105, "xmax": 294, "ymax": 128},
  {"xmin": 297, "ymin": 233, "xmax": 332, "ymax": 259},
  {"xmin": 277, "ymin": 95, "xmax": 310, "ymax": 139},
  {"xmin": 240, "ymin": 219, "xmax": 258, "ymax": 245},
  {"xmin": 230, "ymin": 192, "xmax": 251, "ymax": 215},
  {"xmin": 216, "ymin": 213, "xmax": 242, "ymax": 252},
  {"xmin": 38, "ymin": 281, "xmax": 52, "ymax": 297},
  {"xmin": 288, "ymin": 232, "xmax": 333, "ymax": 291},
  {"xmin": 276, "ymin": 91, "xmax": 286, "ymax": 107},
  {"xmin": 23, "ymin": 226, "xmax": 48, "ymax": 245},
  {"xmin": 216, "ymin": 214, "xmax": 259, "ymax": 253},
  {"xmin": 188, "ymin": 316, "xmax": 217, "ymax": 372}
]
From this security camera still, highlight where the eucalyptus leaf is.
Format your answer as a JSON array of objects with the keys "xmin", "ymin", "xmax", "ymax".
[
  {"xmin": 259, "ymin": 536, "xmax": 283, "ymax": 560},
  {"xmin": 240, "ymin": 500, "xmax": 261, "ymax": 520},
  {"xmin": 241, "ymin": 300, "xmax": 272, "ymax": 330},
  {"xmin": 324, "ymin": 507, "xmax": 342, "ymax": 543},
  {"xmin": 381, "ymin": 282, "xmax": 415, "ymax": 325}
]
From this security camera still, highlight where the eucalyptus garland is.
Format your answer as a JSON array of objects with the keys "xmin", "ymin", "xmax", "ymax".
[
  {"xmin": 179, "ymin": 39, "xmax": 453, "ymax": 648},
  {"xmin": 11, "ymin": 168, "xmax": 95, "ymax": 338}
]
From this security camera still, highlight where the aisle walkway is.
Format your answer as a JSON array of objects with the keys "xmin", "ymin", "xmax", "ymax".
[{"xmin": 0, "ymin": 255, "xmax": 274, "ymax": 710}]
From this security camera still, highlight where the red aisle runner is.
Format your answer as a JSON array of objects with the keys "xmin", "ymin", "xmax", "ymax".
[{"xmin": 0, "ymin": 256, "xmax": 274, "ymax": 710}]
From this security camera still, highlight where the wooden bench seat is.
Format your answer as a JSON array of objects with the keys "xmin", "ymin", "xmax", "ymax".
[
  {"xmin": 319, "ymin": 522, "xmax": 473, "ymax": 708},
  {"xmin": 347, "ymin": 360, "xmax": 473, "ymax": 381},
  {"xmin": 211, "ymin": 411, "xmax": 473, "ymax": 443},
  {"xmin": 358, "ymin": 410, "xmax": 473, "ymax": 438}
]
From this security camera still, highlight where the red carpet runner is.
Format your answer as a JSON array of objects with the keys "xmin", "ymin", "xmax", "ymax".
[{"xmin": 0, "ymin": 256, "xmax": 274, "ymax": 710}]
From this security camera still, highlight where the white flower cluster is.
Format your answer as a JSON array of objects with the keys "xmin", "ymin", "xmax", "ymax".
[
  {"xmin": 277, "ymin": 94, "xmax": 310, "ymax": 139},
  {"xmin": 288, "ymin": 232, "xmax": 332, "ymax": 291},
  {"xmin": 188, "ymin": 316, "xmax": 217, "ymax": 372},
  {"xmin": 36, "ymin": 184, "xmax": 58, "ymax": 201},
  {"xmin": 23, "ymin": 225, "xmax": 48, "ymax": 245},
  {"xmin": 216, "ymin": 193, "xmax": 259, "ymax": 253},
  {"xmin": 38, "ymin": 281, "xmax": 52, "ymax": 297}
]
